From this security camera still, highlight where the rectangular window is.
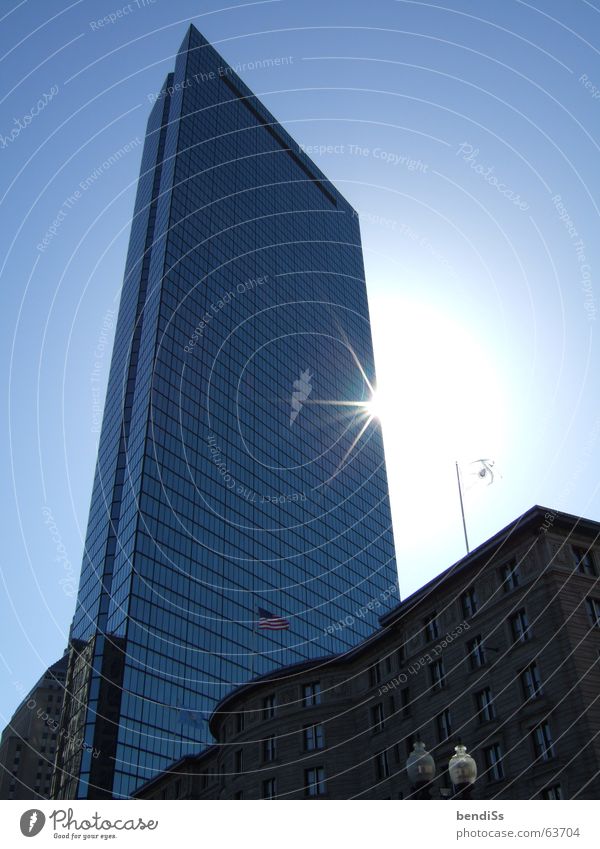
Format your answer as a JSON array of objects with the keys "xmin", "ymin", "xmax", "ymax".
[
  {"xmin": 236, "ymin": 712, "xmax": 245, "ymax": 733},
  {"xmin": 302, "ymin": 682, "xmax": 321, "ymax": 706},
  {"xmin": 462, "ymin": 587, "xmax": 478, "ymax": 617},
  {"xmin": 401, "ymin": 687, "xmax": 411, "ymax": 717},
  {"xmin": 368, "ymin": 662, "xmax": 382, "ymax": 687},
  {"xmin": 374, "ymin": 751, "xmax": 390, "ymax": 780},
  {"xmin": 484, "ymin": 743, "xmax": 505, "ymax": 781},
  {"xmin": 573, "ymin": 546, "xmax": 596, "ymax": 576},
  {"xmin": 263, "ymin": 735, "xmax": 276, "ymax": 762},
  {"xmin": 262, "ymin": 777, "xmax": 277, "ymax": 799},
  {"xmin": 510, "ymin": 608, "xmax": 531, "ymax": 643},
  {"xmin": 305, "ymin": 766, "xmax": 326, "ymax": 797},
  {"xmin": 586, "ymin": 597, "xmax": 600, "ymax": 628},
  {"xmin": 262, "ymin": 695, "xmax": 276, "ymax": 720},
  {"xmin": 437, "ymin": 708, "xmax": 452, "ymax": 742},
  {"xmin": 467, "ymin": 635, "xmax": 486, "ymax": 669},
  {"xmin": 424, "ymin": 613, "xmax": 440, "ymax": 642},
  {"xmin": 521, "ymin": 662, "xmax": 543, "ymax": 699},
  {"xmin": 234, "ymin": 749, "xmax": 243, "ymax": 773},
  {"xmin": 303, "ymin": 723, "xmax": 325, "ymax": 751},
  {"xmin": 501, "ymin": 560, "xmax": 520, "ymax": 591},
  {"xmin": 532, "ymin": 722, "xmax": 555, "ymax": 761},
  {"xmin": 430, "ymin": 659, "xmax": 446, "ymax": 690},
  {"xmin": 542, "ymin": 784, "xmax": 563, "ymax": 800},
  {"xmin": 475, "ymin": 687, "xmax": 496, "ymax": 722},
  {"xmin": 370, "ymin": 702, "xmax": 385, "ymax": 733}
]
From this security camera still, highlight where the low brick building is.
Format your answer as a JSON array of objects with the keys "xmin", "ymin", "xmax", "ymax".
[{"xmin": 134, "ymin": 506, "xmax": 600, "ymax": 800}]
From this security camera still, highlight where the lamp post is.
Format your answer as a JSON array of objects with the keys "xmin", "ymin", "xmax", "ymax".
[
  {"xmin": 448, "ymin": 742, "xmax": 478, "ymax": 799},
  {"xmin": 406, "ymin": 740, "xmax": 436, "ymax": 799},
  {"xmin": 405, "ymin": 739, "xmax": 478, "ymax": 799}
]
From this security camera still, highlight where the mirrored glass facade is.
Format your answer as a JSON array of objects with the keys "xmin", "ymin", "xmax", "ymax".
[{"xmin": 54, "ymin": 25, "xmax": 398, "ymax": 799}]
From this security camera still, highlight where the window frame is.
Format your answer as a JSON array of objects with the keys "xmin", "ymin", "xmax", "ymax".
[
  {"xmin": 424, "ymin": 612, "xmax": 440, "ymax": 642},
  {"xmin": 510, "ymin": 608, "xmax": 531, "ymax": 643},
  {"xmin": 262, "ymin": 777, "xmax": 277, "ymax": 799},
  {"xmin": 370, "ymin": 702, "xmax": 385, "ymax": 733},
  {"xmin": 437, "ymin": 708, "xmax": 452, "ymax": 742},
  {"xmin": 302, "ymin": 682, "xmax": 321, "ymax": 707},
  {"xmin": 521, "ymin": 662, "xmax": 543, "ymax": 699},
  {"xmin": 532, "ymin": 722, "xmax": 555, "ymax": 762},
  {"xmin": 303, "ymin": 723, "xmax": 325, "ymax": 752},
  {"xmin": 573, "ymin": 546, "xmax": 596, "ymax": 576},
  {"xmin": 500, "ymin": 560, "xmax": 520, "ymax": 592},
  {"xmin": 262, "ymin": 694, "xmax": 276, "ymax": 720},
  {"xmin": 467, "ymin": 635, "xmax": 487, "ymax": 669},
  {"xmin": 462, "ymin": 587, "xmax": 478, "ymax": 618},
  {"xmin": 263, "ymin": 735, "xmax": 277, "ymax": 763},
  {"xmin": 430, "ymin": 658, "xmax": 446, "ymax": 690},
  {"xmin": 586, "ymin": 597, "xmax": 600, "ymax": 628},
  {"xmin": 305, "ymin": 766, "xmax": 326, "ymax": 797},
  {"xmin": 475, "ymin": 686, "xmax": 496, "ymax": 722},
  {"xmin": 374, "ymin": 750, "xmax": 390, "ymax": 781},
  {"xmin": 484, "ymin": 742, "xmax": 505, "ymax": 782}
]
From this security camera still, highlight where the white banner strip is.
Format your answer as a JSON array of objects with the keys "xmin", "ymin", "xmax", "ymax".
[{"xmin": 0, "ymin": 800, "xmax": 597, "ymax": 847}]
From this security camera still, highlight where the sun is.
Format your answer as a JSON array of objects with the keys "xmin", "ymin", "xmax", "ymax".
[
  {"xmin": 359, "ymin": 392, "xmax": 384, "ymax": 422},
  {"xmin": 368, "ymin": 297, "xmax": 506, "ymax": 458}
]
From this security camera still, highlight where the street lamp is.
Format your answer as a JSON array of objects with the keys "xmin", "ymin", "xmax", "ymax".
[
  {"xmin": 448, "ymin": 742, "xmax": 478, "ymax": 799},
  {"xmin": 406, "ymin": 739, "xmax": 436, "ymax": 799}
]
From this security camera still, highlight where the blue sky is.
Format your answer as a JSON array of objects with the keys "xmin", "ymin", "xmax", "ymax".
[{"xmin": 1, "ymin": 0, "xmax": 599, "ymax": 725}]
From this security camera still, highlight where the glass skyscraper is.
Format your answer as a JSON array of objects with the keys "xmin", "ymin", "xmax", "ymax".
[{"xmin": 53, "ymin": 24, "xmax": 398, "ymax": 799}]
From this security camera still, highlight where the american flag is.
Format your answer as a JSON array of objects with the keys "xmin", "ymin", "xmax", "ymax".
[{"xmin": 258, "ymin": 607, "xmax": 290, "ymax": 630}]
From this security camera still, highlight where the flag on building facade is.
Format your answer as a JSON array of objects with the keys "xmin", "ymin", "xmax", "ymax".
[{"xmin": 258, "ymin": 607, "xmax": 290, "ymax": 630}]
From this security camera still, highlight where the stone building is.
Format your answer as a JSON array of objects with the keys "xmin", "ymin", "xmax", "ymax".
[
  {"xmin": 134, "ymin": 506, "xmax": 600, "ymax": 800},
  {"xmin": 0, "ymin": 655, "xmax": 67, "ymax": 799}
]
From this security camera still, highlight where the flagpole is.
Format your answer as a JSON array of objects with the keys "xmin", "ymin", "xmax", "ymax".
[{"xmin": 455, "ymin": 461, "xmax": 470, "ymax": 554}]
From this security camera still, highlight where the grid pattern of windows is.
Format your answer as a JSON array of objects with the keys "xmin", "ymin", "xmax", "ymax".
[{"xmin": 57, "ymin": 24, "xmax": 398, "ymax": 799}]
